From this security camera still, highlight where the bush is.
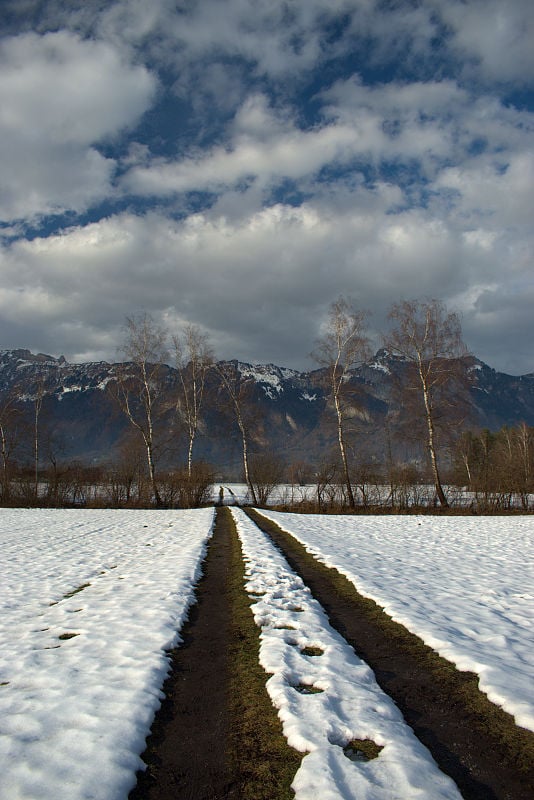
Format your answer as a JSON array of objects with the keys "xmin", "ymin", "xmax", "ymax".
[{"xmin": 159, "ymin": 462, "xmax": 215, "ymax": 508}]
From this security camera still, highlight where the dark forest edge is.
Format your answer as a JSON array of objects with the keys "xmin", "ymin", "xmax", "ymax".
[
  {"xmin": 1, "ymin": 299, "xmax": 533, "ymax": 512},
  {"xmin": 1, "ymin": 418, "xmax": 533, "ymax": 512}
]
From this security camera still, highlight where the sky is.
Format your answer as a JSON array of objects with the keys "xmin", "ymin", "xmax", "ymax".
[{"xmin": 0, "ymin": 0, "xmax": 532, "ymax": 374}]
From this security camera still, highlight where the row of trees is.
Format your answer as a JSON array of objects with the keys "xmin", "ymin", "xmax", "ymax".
[
  {"xmin": 1, "ymin": 420, "xmax": 531, "ymax": 511},
  {"xmin": 314, "ymin": 297, "xmax": 469, "ymax": 509},
  {"xmin": 453, "ymin": 424, "xmax": 534, "ymax": 509},
  {"xmin": 114, "ymin": 317, "xmax": 213, "ymax": 506},
  {"xmin": 0, "ymin": 297, "xmax": 532, "ymax": 510},
  {"xmin": 85, "ymin": 297, "xmax": 523, "ymax": 510},
  {"xmin": 0, "ymin": 458, "xmax": 215, "ymax": 508},
  {"xmin": 113, "ymin": 315, "xmax": 264, "ymax": 505},
  {"xmin": 289, "ymin": 420, "xmax": 534, "ymax": 512}
]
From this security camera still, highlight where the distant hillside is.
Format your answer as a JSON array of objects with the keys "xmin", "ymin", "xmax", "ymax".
[{"xmin": 1, "ymin": 348, "xmax": 533, "ymax": 471}]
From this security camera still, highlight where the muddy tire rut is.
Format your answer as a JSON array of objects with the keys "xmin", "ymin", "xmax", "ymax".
[
  {"xmin": 129, "ymin": 507, "xmax": 299, "ymax": 800},
  {"xmin": 129, "ymin": 506, "xmax": 534, "ymax": 800},
  {"xmin": 245, "ymin": 507, "xmax": 534, "ymax": 800},
  {"xmin": 129, "ymin": 508, "xmax": 235, "ymax": 800}
]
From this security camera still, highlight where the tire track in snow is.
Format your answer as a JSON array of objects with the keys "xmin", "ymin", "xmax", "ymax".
[
  {"xmin": 244, "ymin": 507, "xmax": 534, "ymax": 800},
  {"xmin": 129, "ymin": 506, "xmax": 299, "ymax": 800}
]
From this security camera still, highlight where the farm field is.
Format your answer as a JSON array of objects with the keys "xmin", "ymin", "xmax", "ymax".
[
  {"xmin": 233, "ymin": 508, "xmax": 462, "ymax": 799},
  {"xmin": 0, "ymin": 508, "xmax": 214, "ymax": 800},
  {"xmin": 257, "ymin": 509, "xmax": 534, "ymax": 734},
  {"xmin": 0, "ymin": 507, "xmax": 532, "ymax": 799},
  {"xmin": 216, "ymin": 482, "xmax": 534, "ymax": 509}
]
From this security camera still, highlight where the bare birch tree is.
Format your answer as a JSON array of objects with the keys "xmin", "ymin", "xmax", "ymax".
[
  {"xmin": 114, "ymin": 314, "xmax": 169, "ymax": 506},
  {"xmin": 216, "ymin": 361, "xmax": 258, "ymax": 505},
  {"xmin": 172, "ymin": 324, "xmax": 213, "ymax": 476},
  {"xmin": 313, "ymin": 297, "xmax": 371, "ymax": 509},
  {"xmin": 383, "ymin": 298, "xmax": 470, "ymax": 508},
  {"xmin": 515, "ymin": 422, "xmax": 533, "ymax": 508},
  {"xmin": 33, "ymin": 378, "xmax": 45, "ymax": 501},
  {"xmin": 0, "ymin": 393, "xmax": 23, "ymax": 501}
]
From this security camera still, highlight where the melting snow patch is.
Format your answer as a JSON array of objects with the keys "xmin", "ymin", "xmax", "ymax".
[
  {"xmin": 232, "ymin": 508, "xmax": 462, "ymax": 800},
  {"xmin": 0, "ymin": 508, "xmax": 215, "ymax": 800},
  {"xmin": 258, "ymin": 509, "xmax": 534, "ymax": 734},
  {"xmin": 369, "ymin": 362, "xmax": 391, "ymax": 374}
]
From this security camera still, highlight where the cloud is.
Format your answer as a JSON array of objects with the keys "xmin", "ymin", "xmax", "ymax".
[
  {"xmin": 0, "ymin": 30, "xmax": 156, "ymax": 221},
  {"xmin": 438, "ymin": 0, "xmax": 534, "ymax": 85},
  {"xmin": 8, "ymin": 0, "xmax": 356, "ymax": 91},
  {"xmin": 460, "ymin": 282, "xmax": 534, "ymax": 376},
  {"xmin": 121, "ymin": 94, "xmax": 367, "ymax": 198},
  {"xmin": 121, "ymin": 77, "xmax": 534, "ymax": 233},
  {"xmin": 120, "ymin": 82, "xmax": 454, "ymax": 198},
  {"xmin": 0, "ymin": 1, "xmax": 533, "ymax": 376},
  {"xmin": 138, "ymin": 0, "xmax": 357, "ymax": 79},
  {"xmin": 1, "ymin": 191, "xmax": 531, "ymax": 372},
  {"xmin": 6, "ymin": 1, "xmax": 534, "ymax": 92},
  {"xmin": 322, "ymin": 77, "xmax": 533, "ymax": 167},
  {"xmin": 435, "ymin": 151, "xmax": 534, "ymax": 227}
]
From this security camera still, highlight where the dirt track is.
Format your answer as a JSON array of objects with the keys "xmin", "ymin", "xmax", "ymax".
[
  {"xmin": 129, "ymin": 507, "xmax": 299, "ymax": 800},
  {"xmin": 129, "ymin": 507, "xmax": 236, "ymax": 800},
  {"xmin": 129, "ymin": 507, "xmax": 534, "ymax": 800}
]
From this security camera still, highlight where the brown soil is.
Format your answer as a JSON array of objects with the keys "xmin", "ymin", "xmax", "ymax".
[
  {"xmin": 129, "ymin": 507, "xmax": 300, "ymax": 800},
  {"xmin": 245, "ymin": 507, "xmax": 534, "ymax": 800},
  {"xmin": 129, "ymin": 509, "xmax": 235, "ymax": 800}
]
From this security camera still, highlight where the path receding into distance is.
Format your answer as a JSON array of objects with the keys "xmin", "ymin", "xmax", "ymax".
[
  {"xmin": 128, "ymin": 505, "xmax": 235, "ymax": 800},
  {"xmin": 129, "ymin": 507, "xmax": 534, "ymax": 800}
]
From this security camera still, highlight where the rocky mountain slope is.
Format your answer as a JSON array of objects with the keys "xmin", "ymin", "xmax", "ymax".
[{"xmin": 1, "ymin": 348, "xmax": 533, "ymax": 471}]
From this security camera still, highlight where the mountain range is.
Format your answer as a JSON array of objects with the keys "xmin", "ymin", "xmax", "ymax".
[{"xmin": 1, "ymin": 348, "xmax": 533, "ymax": 473}]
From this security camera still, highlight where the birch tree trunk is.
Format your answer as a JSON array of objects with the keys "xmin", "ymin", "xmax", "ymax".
[
  {"xmin": 313, "ymin": 297, "xmax": 371, "ymax": 509},
  {"xmin": 384, "ymin": 299, "xmax": 470, "ymax": 509},
  {"xmin": 114, "ymin": 314, "xmax": 168, "ymax": 507},
  {"xmin": 216, "ymin": 362, "xmax": 258, "ymax": 505}
]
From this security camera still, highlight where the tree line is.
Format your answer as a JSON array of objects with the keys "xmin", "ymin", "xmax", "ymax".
[{"xmin": 0, "ymin": 298, "xmax": 532, "ymax": 511}]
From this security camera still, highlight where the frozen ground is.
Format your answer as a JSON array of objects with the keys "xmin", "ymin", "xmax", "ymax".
[
  {"xmin": 2, "ymin": 507, "xmax": 531, "ymax": 800},
  {"xmin": 232, "ymin": 508, "xmax": 462, "ymax": 800},
  {"xmin": 214, "ymin": 482, "xmax": 534, "ymax": 508},
  {"xmin": 0, "ymin": 508, "xmax": 214, "ymax": 800},
  {"xmin": 257, "ymin": 510, "xmax": 534, "ymax": 733}
]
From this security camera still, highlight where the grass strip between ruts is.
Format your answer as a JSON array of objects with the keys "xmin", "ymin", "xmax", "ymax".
[{"xmin": 223, "ymin": 506, "xmax": 302, "ymax": 799}]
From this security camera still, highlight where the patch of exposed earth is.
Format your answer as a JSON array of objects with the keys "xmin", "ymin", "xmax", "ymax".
[{"xmin": 129, "ymin": 507, "xmax": 534, "ymax": 800}]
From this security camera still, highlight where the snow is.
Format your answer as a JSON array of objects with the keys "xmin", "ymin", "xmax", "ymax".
[
  {"xmin": 232, "ymin": 508, "xmax": 462, "ymax": 800},
  {"xmin": 2, "ymin": 505, "xmax": 531, "ymax": 799},
  {"xmin": 215, "ymin": 482, "xmax": 316, "ymax": 506},
  {"xmin": 256, "ymin": 510, "xmax": 534, "ymax": 733},
  {"xmin": 368, "ymin": 361, "xmax": 391, "ymax": 374},
  {"xmin": 239, "ymin": 364, "xmax": 284, "ymax": 393},
  {"xmin": 59, "ymin": 384, "xmax": 83, "ymax": 395},
  {"xmin": 0, "ymin": 508, "xmax": 214, "ymax": 800},
  {"xmin": 238, "ymin": 362, "xmax": 299, "ymax": 398}
]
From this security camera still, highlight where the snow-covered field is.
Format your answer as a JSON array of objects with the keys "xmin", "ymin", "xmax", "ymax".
[
  {"xmin": 0, "ymin": 508, "xmax": 214, "ymax": 800},
  {"xmin": 233, "ymin": 508, "xmax": 462, "ymax": 800},
  {"xmin": 1, "ymin": 507, "xmax": 532, "ymax": 800},
  {"xmin": 216, "ymin": 482, "xmax": 534, "ymax": 508},
  {"xmin": 257, "ymin": 510, "xmax": 534, "ymax": 733}
]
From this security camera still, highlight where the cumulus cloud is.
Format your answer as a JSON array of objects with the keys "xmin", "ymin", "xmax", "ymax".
[
  {"xmin": 436, "ymin": 152, "xmax": 534, "ymax": 227},
  {"xmin": 0, "ymin": 1, "xmax": 533, "ymax": 375},
  {"xmin": 120, "ymin": 78, "xmax": 533, "ymax": 250},
  {"xmin": 1, "ymin": 190, "xmax": 531, "ymax": 372},
  {"xmin": 322, "ymin": 78, "xmax": 533, "ymax": 170},
  {"xmin": 438, "ymin": 0, "xmax": 534, "ymax": 85},
  {"xmin": 6, "ymin": 1, "xmax": 534, "ymax": 91},
  {"xmin": 0, "ymin": 30, "xmax": 156, "ymax": 221},
  {"xmin": 121, "ymin": 94, "xmax": 368, "ymax": 197}
]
